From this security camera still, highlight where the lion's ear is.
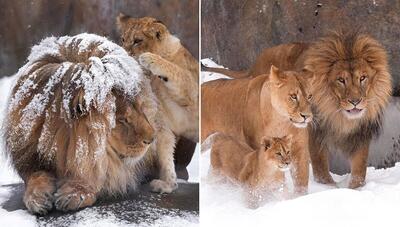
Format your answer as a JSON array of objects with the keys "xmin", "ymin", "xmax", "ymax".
[
  {"xmin": 116, "ymin": 13, "xmax": 131, "ymax": 32},
  {"xmin": 270, "ymin": 65, "xmax": 284, "ymax": 87},
  {"xmin": 144, "ymin": 25, "xmax": 167, "ymax": 41},
  {"xmin": 261, "ymin": 136, "xmax": 272, "ymax": 151}
]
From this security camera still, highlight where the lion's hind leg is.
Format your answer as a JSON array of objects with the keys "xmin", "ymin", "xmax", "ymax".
[
  {"xmin": 54, "ymin": 178, "xmax": 97, "ymax": 211},
  {"xmin": 23, "ymin": 171, "xmax": 56, "ymax": 215}
]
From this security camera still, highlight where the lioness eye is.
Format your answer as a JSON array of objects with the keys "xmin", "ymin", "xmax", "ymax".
[
  {"xmin": 360, "ymin": 75, "xmax": 367, "ymax": 82},
  {"xmin": 307, "ymin": 94, "xmax": 313, "ymax": 100},
  {"xmin": 337, "ymin": 77, "xmax": 345, "ymax": 84},
  {"xmin": 133, "ymin": 38, "xmax": 143, "ymax": 46},
  {"xmin": 121, "ymin": 38, "xmax": 125, "ymax": 42},
  {"xmin": 290, "ymin": 94, "xmax": 297, "ymax": 100}
]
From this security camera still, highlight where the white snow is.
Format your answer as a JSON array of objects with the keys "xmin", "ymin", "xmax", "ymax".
[{"xmin": 200, "ymin": 59, "xmax": 400, "ymax": 226}]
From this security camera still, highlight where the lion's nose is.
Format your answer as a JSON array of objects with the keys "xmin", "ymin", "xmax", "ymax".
[
  {"xmin": 143, "ymin": 137, "xmax": 154, "ymax": 145},
  {"xmin": 300, "ymin": 113, "xmax": 310, "ymax": 121},
  {"xmin": 348, "ymin": 98, "xmax": 362, "ymax": 106}
]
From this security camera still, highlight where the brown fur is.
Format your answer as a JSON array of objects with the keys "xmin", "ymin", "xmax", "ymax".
[
  {"xmin": 209, "ymin": 133, "xmax": 292, "ymax": 208},
  {"xmin": 205, "ymin": 30, "xmax": 392, "ymax": 188},
  {"xmin": 4, "ymin": 34, "xmax": 158, "ymax": 214},
  {"xmin": 117, "ymin": 14, "xmax": 199, "ymax": 193},
  {"xmin": 201, "ymin": 66, "xmax": 313, "ymax": 194}
]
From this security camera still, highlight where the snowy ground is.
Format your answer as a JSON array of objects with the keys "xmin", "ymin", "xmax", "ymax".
[
  {"xmin": 200, "ymin": 58, "xmax": 400, "ymax": 227},
  {"xmin": 0, "ymin": 75, "xmax": 199, "ymax": 226}
]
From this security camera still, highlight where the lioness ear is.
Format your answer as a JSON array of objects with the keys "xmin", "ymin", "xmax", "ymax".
[
  {"xmin": 116, "ymin": 13, "xmax": 131, "ymax": 32},
  {"xmin": 261, "ymin": 136, "xmax": 272, "ymax": 151},
  {"xmin": 270, "ymin": 65, "xmax": 284, "ymax": 87}
]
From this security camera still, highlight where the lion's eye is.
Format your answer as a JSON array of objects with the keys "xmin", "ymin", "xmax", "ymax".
[
  {"xmin": 307, "ymin": 94, "xmax": 313, "ymax": 100},
  {"xmin": 337, "ymin": 77, "xmax": 345, "ymax": 84},
  {"xmin": 290, "ymin": 94, "xmax": 297, "ymax": 100},
  {"xmin": 360, "ymin": 75, "xmax": 367, "ymax": 82},
  {"xmin": 133, "ymin": 38, "xmax": 143, "ymax": 46},
  {"xmin": 121, "ymin": 38, "xmax": 125, "ymax": 43},
  {"xmin": 118, "ymin": 118, "xmax": 128, "ymax": 124}
]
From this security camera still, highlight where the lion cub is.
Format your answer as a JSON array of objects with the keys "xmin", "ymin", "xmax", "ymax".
[
  {"xmin": 117, "ymin": 15, "xmax": 198, "ymax": 193},
  {"xmin": 209, "ymin": 133, "xmax": 292, "ymax": 208}
]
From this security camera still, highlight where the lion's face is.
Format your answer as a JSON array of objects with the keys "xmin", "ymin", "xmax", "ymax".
[
  {"xmin": 108, "ymin": 97, "xmax": 155, "ymax": 159},
  {"xmin": 328, "ymin": 59, "xmax": 376, "ymax": 120},
  {"xmin": 304, "ymin": 32, "xmax": 392, "ymax": 126},
  {"xmin": 269, "ymin": 66, "xmax": 313, "ymax": 128},
  {"xmin": 261, "ymin": 136, "xmax": 292, "ymax": 171},
  {"xmin": 116, "ymin": 14, "xmax": 169, "ymax": 57}
]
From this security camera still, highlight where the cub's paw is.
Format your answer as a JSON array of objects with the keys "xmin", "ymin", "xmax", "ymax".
[
  {"xmin": 150, "ymin": 179, "xmax": 178, "ymax": 194},
  {"xmin": 139, "ymin": 52, "xmax": 167, "ymax": 80},
  {"xmin": 54, "ymin": 182, "xmax": 96, "ymax": 211},
  {"xmin": 24, "ymin": 188, "xmax": 55, "ymax": 215}
]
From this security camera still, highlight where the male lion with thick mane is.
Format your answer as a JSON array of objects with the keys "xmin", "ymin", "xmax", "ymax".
[
  {"xmin": 117, "ymin": 14, "xmax": 199, "ymax": 193},
  {"xmin": 3, "ymin": 33, "xmax": 160, "ymax": 214},
  {"xmin": 202, "ymin": 65, "xmax": 313, "ymax": 194},
  {"xmin": 204, "ymin": 30, "xmax": 392, "ymax": 188}
]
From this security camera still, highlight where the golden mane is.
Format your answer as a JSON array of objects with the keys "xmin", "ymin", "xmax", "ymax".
[{"xmin": 304, "ymin": 30, "xmax": 392, "ymax": 141}]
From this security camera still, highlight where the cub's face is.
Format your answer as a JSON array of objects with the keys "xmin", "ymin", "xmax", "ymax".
[
  {"xmin": 108, "ymin": 97, "xmax": 155, "ymax": 159},
  {"xmin": 269, "ymin": 66, "xmax": 313, "ymax": 128},
  {"xmin": 116, "ymin": 14, "xmax": 169, "ymax": 57},
  {"xmin": 261, "ymin": 136, "xmax": 292, "ymax": 171},
  {"xmin": 328, "ymin": 60, "xmax": 375, "ymax": 120}
]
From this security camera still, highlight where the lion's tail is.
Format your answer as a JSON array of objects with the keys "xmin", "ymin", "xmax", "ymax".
[
  {"xmin": 200, "ymin": 132, "xmax": 225, "ymax": 153},
  {"xmin": 201, "ymin": 63, "xmax": 249, "ymax": 79}
]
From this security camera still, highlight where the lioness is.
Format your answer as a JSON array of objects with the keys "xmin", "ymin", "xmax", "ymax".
[
  {"xmin": 204, "ymin": 30, "xmax": 392, "ymax": 188},
  {"xmin": 202, "ymin": 65, "xmax": 313, "ymax": 194},
  {"xmin": 4, "ymin": 34, "xmax": 158, "ymax": 214},
  {"xmin": 208, "ymin": 133, "xmax": 292, "ymax": 208},
  {"xmin": 116, "ymin": 14, "xmax": 199, "ymax": 193}
]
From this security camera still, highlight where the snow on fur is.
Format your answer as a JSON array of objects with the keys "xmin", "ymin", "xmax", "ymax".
[
  {"xmin": 8, "ymin": 33, "xmax": 143, "ymax": 137},
  {"xmin": 5, "ymin": 33, "xmax": 145, "ymax": 166}
]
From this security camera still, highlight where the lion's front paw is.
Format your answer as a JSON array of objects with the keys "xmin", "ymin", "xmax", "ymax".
[
  {"xmin": 24, "ymin": 189, "xmax": 55, "ymax": 215},
  {"xmin": 139, "ymin": 52, "xmax": 157, "ymax": 69},
  {"xmin": 24, "ymin": 172, "xmax": 56, "ymax": 215},
  {"xmin": 54, "ymin": 182, "xmax": 96, "ymax": 211},
  {"xmin": 348, "ymin": 178, "xmax": 365, "ymax": 189},
  {"xmin": 150, "ymin": 179, "xmax": 178, "ymax": 194},
  {"xmin": 139, "ymin": 52, "xmax": 167, "ymax": 79}
]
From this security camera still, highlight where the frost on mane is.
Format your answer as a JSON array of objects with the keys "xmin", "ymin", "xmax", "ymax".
[
  {"xmin": 9, "ymin": 33, "xmax": 143, "ymax": 126},
  {"xmin": 6, "ymin": 33, "xmax": 145, "ymax": 163}
]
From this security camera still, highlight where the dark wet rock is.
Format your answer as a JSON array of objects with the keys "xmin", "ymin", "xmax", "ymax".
[
  {"xmin": 1, "ymin": 182, "xmax": 199, "ymax": 226},
  {"xmin": 0, "ymin": 0, "xmax": 199, "ymax": 78}
]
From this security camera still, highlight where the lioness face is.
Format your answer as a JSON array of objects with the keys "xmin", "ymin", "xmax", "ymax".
[
  {"xmin": 328, "ymin": 60, "xmax": 374, "ymax": 120},
  {"xmin": 262, "ymin": 136, "xmax": 292, "ymax": 171},
  {"xmin": 108, "ymin": 97, "xmax": 155, "ymax": 159},
  {"xmin": 269, "ymin": 66, "xmax": 313, "ymax": 128},
  {"xmin": 116, "ymin": 14, "xmax": 169, "ymax": 56}
]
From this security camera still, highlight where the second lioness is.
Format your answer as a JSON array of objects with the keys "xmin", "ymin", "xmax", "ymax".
[{"xmin": 202, "ymin": 66, "xmax": 313, "ymax": 194}]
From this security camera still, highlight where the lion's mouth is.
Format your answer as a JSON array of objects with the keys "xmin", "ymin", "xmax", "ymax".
[
  {"xmin": 278, "ymin": 164, "xmax": 290, "ymax": 172},
  {"xmin": 343, "ymin": 108, "xmax": 365, "ymax": 119},
  {"xmin": 290, "ymin": 119, "xmax": 308, "ymax": 128}
]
